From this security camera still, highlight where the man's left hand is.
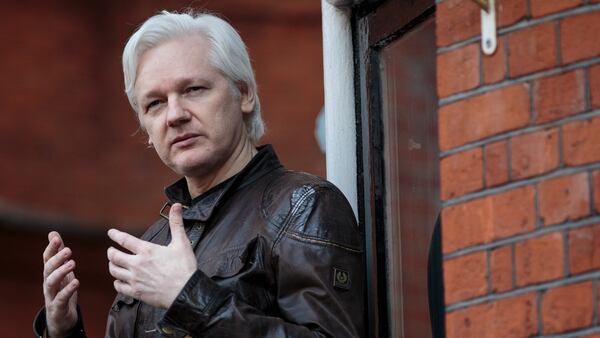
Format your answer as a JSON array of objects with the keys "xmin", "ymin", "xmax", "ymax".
[{"xmin": 107, "ymin": 203, "xmax": 197, "ymax": 309}]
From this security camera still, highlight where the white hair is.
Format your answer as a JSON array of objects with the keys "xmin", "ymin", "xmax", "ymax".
[{"xmin": 122, "ymin": 10, "xmax": 264, "ymax": 143}]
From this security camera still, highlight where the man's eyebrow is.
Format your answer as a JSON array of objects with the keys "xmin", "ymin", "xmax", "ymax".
[{"xmin": 138, "ymin": 77, "xmax": 205, "ymax": 101}]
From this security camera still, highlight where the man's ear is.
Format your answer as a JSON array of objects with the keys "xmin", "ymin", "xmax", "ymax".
[{"xmin": 238, "ymin": 82, "xmax": 255, "ymax": 114}]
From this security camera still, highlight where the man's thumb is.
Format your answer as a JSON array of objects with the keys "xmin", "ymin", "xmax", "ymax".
[{"xmin": 168, "ymin": 203, "xmax": 188, "ymax": 246}]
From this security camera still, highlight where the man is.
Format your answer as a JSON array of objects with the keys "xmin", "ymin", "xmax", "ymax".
[{"xmin": 36, "ymin": 10, "xmax": 364, "ymax": 338}]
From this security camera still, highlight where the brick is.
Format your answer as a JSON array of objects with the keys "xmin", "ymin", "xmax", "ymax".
[
  {"xmin": 437, "ymin": 0, "xmax": 480, "ymax": 47},
  {"xmin": 563, "ymin": 117, "xmax": 600, "ymax": 166},
  {"xmin": 591, "ymin": 64, "xmax": 600, "ymax": 109},
  {"xmin": 561, "ymin": 10, "xmax": 600, "ymax": 64},
  {"xmin": 490, "ymin": 245, "xmax": 512, "ymax": 292},
  {"xmin": 497, "ymin": 0, "xmax": 527, "ymax": 27},
  {"xmin": 491, "ymin": 186, "xmax": 536, "ymax": 240},
  {"xmin": 515, "ymin": 232, "xmax": 564, "ymax": 286},
  {"xmin": 542, "ymin": 281, "xmax": 594, "ymax": 334},
  {"xmin": 510, "ymin": 129, "xmax": 560, "ymax": 180},
  {"xmin": 442, "ymin": 186, "xmax": 535, "ymax": 253},
  {"xmin": 446, "ymin": 293, "xmax": 537, "ymax": 338},
  {"xmin": 531, "ymin": 0, "xmax": 582, "ymax": 17},
  {"xmin": 442, "ymin": 199, "xmax": 492, "ymax": 254},
  {"xmin": 533, "ymin": 70, "xmax": 586, "ymax": 123},
  {"xmin": 485, "ymin": 140, "xmax": 509, "ymax": 187},
  {"xmin": 569, "ymin": 223, "xmax": 600, "ymax": 275},
  {"xmin": 441, "ymin": 148, "xmax": 483, "ymax": 200},
  {"xmin": 483, "ymin": 36, "xmax": 506, "ymax": 85},
  {"xmin": 444, "ymin": 252, "xmax": 488, "ymax": 304},
  {"xmin": 439, "ymin": 84, "xmax": 530, "ymax": 151},
  {"xmin": 508, "ymin": 23, "xmax": 557, "ymax": 77},
  {"xmin": 595, "ymin": 171, "xmax": 600, "ymax": 213},
  {"xmin": 539, "ymin": 173, "xmax": 591, "ymax": 226},
  {"xmin": 437, "ymin": 44, "xmax": 480, "ymax": 98}
]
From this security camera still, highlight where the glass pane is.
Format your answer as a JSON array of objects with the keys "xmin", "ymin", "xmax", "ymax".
[{"xmin": 379, "ymin": 17, "xmax": 439, "ymax": 338}]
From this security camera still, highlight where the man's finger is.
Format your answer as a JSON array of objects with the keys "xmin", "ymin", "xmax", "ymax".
[
  {"xmin": 113, "ymin": 279, "xmax": 134, "ymax": 298},
  {"xmin": 108, "ymin": 261, "xmax": 132, "ymax": 282},
  {"xmin": 48, "ymin": 231, "xmax": 61, "ymax": 243},
  {"xmin": 107, "ymin": 246, "xmax": 135, "ymax": 269},
  {"xmin": 107, "ymin": 229, "xmax": 148, "ymax": 254},
  {"xmin": 48, "ymin": 231, "xmax": 65, "ymax": 249},
  {"xmin": 168, "ymin": 203, "xmax": 188, "ymax": 246},
  {"xmin": 44, "ymin": 260, "xmax": 76, "ymax": 300},
  {"xmin": 43, "ymin": 233, "xmax": 63, "ymax": 264},
  {"xmin": 43, "ymin": 247, "xmax": 71, "ymax": 279},
  {"xmin": 53, "ymin": 278, "xmax": 79, "ymax": 308}
]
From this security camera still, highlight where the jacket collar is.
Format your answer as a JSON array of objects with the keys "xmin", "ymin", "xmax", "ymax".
[{"xmin": 163, "ymin": 144, "xmax": 283, "ymax": 222}]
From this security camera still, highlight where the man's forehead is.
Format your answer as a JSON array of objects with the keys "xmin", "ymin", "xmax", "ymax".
[{"xmin": 134, "ymin": 35, "xmax": 215, "ymax": 96}]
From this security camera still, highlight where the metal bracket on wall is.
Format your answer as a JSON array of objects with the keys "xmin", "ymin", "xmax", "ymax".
[{"xmin": 471, "ymin": 0, "xmax": 497, "ymax": 55}]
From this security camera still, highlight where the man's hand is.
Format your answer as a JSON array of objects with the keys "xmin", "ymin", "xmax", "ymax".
[
  {"xmin": 107, "ymin": 203, "xmax": 197, "ymax": 309},
  {"xmin": 43, "ymin": 231, "xmax": 79, "ymax": 338}
]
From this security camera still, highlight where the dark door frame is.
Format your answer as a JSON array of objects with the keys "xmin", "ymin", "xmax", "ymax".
[{"xmin": 352, "ymin": 1, "xmax": 437, "ymax": 337}]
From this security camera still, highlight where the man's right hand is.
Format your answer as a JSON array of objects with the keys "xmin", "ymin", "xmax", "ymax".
[{"xmin": 42, "ymin": 231, "xmax": 79, "ymax": 338}]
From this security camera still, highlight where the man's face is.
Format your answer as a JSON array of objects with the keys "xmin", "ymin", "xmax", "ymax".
[{"xmin": 134, "ymin": 34, "xmax": 254, "ymax": 178}]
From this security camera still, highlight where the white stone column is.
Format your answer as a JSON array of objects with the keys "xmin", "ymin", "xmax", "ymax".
[{"xmin": 321, "ymin": 0, "xmax": 357, "ymax": 217}]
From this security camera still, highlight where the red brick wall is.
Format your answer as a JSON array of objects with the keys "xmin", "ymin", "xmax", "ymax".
[{"xmin": 437, "ymin": 0, "xmax": 600, "ymax": 336}]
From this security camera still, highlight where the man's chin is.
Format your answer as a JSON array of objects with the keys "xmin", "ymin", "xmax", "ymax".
[{"xmin": 169, "ymin": 160, "xmax": 214, "ymax": 178}]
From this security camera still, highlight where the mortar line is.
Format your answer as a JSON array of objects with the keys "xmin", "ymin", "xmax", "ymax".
[
  {"xmin": 534, "ymin": 183, "xmax": 542, "ymax": 229},
  {"xmin": 439, "ymin": 57, "xmax": 600, "ymax": 106},
  {"xmin": 584, "ymin": 66, "xmax": 593, "ymax": 111},
  {"xmin": 446, "ymin": 270, "xmax": 600, "ymax": 313},
  {"xmin": 438, "ymin": 3, "xmax": 600, "ymax": 54},
  {"xmin": 558, "ymin": 126, "xmax": 565, "ymax": 170},
  {"xmin": 442, "ymin": 162, "xmax": 600, "ymax": 208},
  {"xmin": 444, "ymin": 215, "xmax": 600, "ymax": 260},
  {"xmin": 439, "ymin": 108, "xmax": 600, "ymax": 159}
]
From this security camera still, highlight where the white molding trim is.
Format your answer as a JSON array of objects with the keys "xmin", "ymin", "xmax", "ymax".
[{"xmin": 321, "ymin": 0, "xmax": 358, "ymax": 218}]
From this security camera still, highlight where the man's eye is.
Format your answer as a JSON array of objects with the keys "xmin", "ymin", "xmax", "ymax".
[
  {"xmin": 146, "ymin": 100, "xmax": 161, "ymax": 111},
  {"xmin": 185, "ymin": 86, "xmax": 204, "ymax": 93}
]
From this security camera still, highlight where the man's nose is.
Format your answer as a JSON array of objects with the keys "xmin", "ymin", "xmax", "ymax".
[{"xmin": 166, "ymin": 97, "xmax": 191, "ymax": 127}]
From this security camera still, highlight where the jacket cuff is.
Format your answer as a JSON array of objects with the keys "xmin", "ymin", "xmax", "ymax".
[
  {"xmin": 157, "ymin": 269, "xmax": 228, "ymax": 337},
  {"xmin": 33, "ymin": 306, "xmax": 86, "ymax": 338}
]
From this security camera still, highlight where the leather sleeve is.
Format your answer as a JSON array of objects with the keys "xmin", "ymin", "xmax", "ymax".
[
  {"xmin": 32, "ymin": 306, "xmax": 86, "ymax": 338},
  {"xmin": 156, "ymin": 185, "xmax": 365, "ymax": 338}
]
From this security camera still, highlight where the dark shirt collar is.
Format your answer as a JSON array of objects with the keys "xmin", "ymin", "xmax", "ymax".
[{"xmin": 163, "ymin": 144, "xmax": 283, "ymax": 222}]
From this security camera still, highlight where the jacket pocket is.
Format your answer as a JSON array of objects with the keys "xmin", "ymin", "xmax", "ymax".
[
  {"xmin": 206, "ymin": 236, "xmax": 273, "ymax": 311},
  {"xmin": 202, "ymin": 235, "xmax": 267, "ymax": 279}
]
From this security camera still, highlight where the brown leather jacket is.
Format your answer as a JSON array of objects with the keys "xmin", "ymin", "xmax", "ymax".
[{"xmin": 35, "ymin": 145, "xmax": 365, "ymax": 337}]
